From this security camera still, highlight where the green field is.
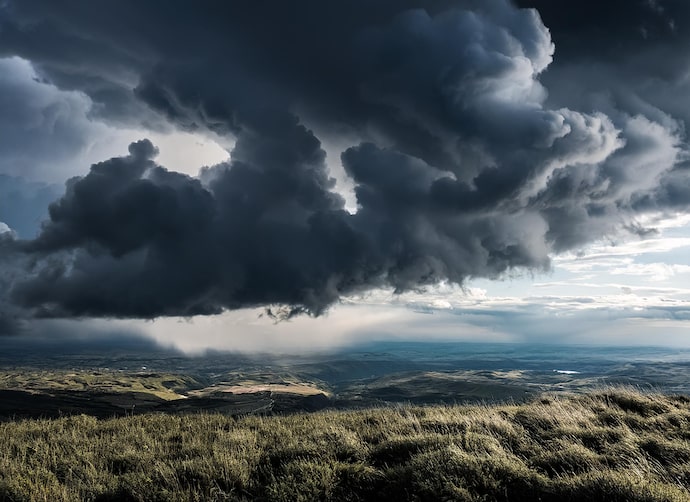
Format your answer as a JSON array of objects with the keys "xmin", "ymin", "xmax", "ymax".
[{"xmin": 1, "ymin": 388, "xmax": 689, "ymax": 501}]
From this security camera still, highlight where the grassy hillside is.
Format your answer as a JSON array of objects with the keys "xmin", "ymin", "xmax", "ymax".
[
  {"xmin": 0, "ymin": 369, "xmax": 200, "ymax": 401},
  {"xmin": 1, "ymin": 388, "xmax": 689, "ymax": 501}
]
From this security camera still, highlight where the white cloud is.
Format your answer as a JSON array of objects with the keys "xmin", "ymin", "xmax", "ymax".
[
  {"xmin": 136, "ymin": 130, "xmax": 230, "ymax": 176},
  {"xmin": 556, "ymin": 237, "xmax": 690, "ymax": 265},
  {"xmin": 609, "ymin": 262, "xmax": 690, "ymax": 281}
]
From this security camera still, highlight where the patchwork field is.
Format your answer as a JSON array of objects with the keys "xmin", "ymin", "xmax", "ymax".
[
  {"xmin": 0, "ymin": 369, "xmax": 198, "ymax": 400},
  {"xmin": 3, "ymin": 342, "xmax": 690, "ymax": 419}
]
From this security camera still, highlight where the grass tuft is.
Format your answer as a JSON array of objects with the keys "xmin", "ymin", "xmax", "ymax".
[{"xmin": 0, "ymin": 388, "xmax": 689, "ymax": 501}]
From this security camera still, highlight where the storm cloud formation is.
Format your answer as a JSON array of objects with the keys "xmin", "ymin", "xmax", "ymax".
[{"xmin": 0, "ymin": 0, "xmax": 689, "ymax": 327}]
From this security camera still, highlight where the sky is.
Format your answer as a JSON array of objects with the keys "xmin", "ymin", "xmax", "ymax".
[{"xmin": 1, "ymin": 0, "xmax": 690, "ymax": 352}]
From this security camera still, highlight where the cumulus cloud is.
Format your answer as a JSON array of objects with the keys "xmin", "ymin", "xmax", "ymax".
[{"xmin": 0, "ymin": 0, "xmax": 688, "ymax": 329}]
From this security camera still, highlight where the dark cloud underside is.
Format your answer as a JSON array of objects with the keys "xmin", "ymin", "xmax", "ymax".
[{"xmin": 0, "ymin": 0, "xmax": 688, "ymax": 328}]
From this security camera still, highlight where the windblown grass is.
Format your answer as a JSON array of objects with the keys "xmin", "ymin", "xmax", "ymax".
[{"xmin": 1, "ymin": 387, "xmax": 689, "ymax": 501}]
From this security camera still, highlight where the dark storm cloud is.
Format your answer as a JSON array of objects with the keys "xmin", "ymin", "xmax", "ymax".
[
  {"xmin": 518, "ymin": 0, "xmax": 690, "ymax": 220},
  {"xmin": 0, "ymin": 0, "xmax": 689, "ymax": 324},
  {"xmin": 516, "ymin": 0, "xmax": 688, "ymax": 63},
  {"xmin": 0, "ymin": 233, "xmax": 26, "ymax": 335}
]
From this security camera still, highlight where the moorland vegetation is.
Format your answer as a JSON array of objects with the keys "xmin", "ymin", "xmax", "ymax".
[{"xmin": 1, "ymin": 388, "xmax": 689, "ymax": 501}]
